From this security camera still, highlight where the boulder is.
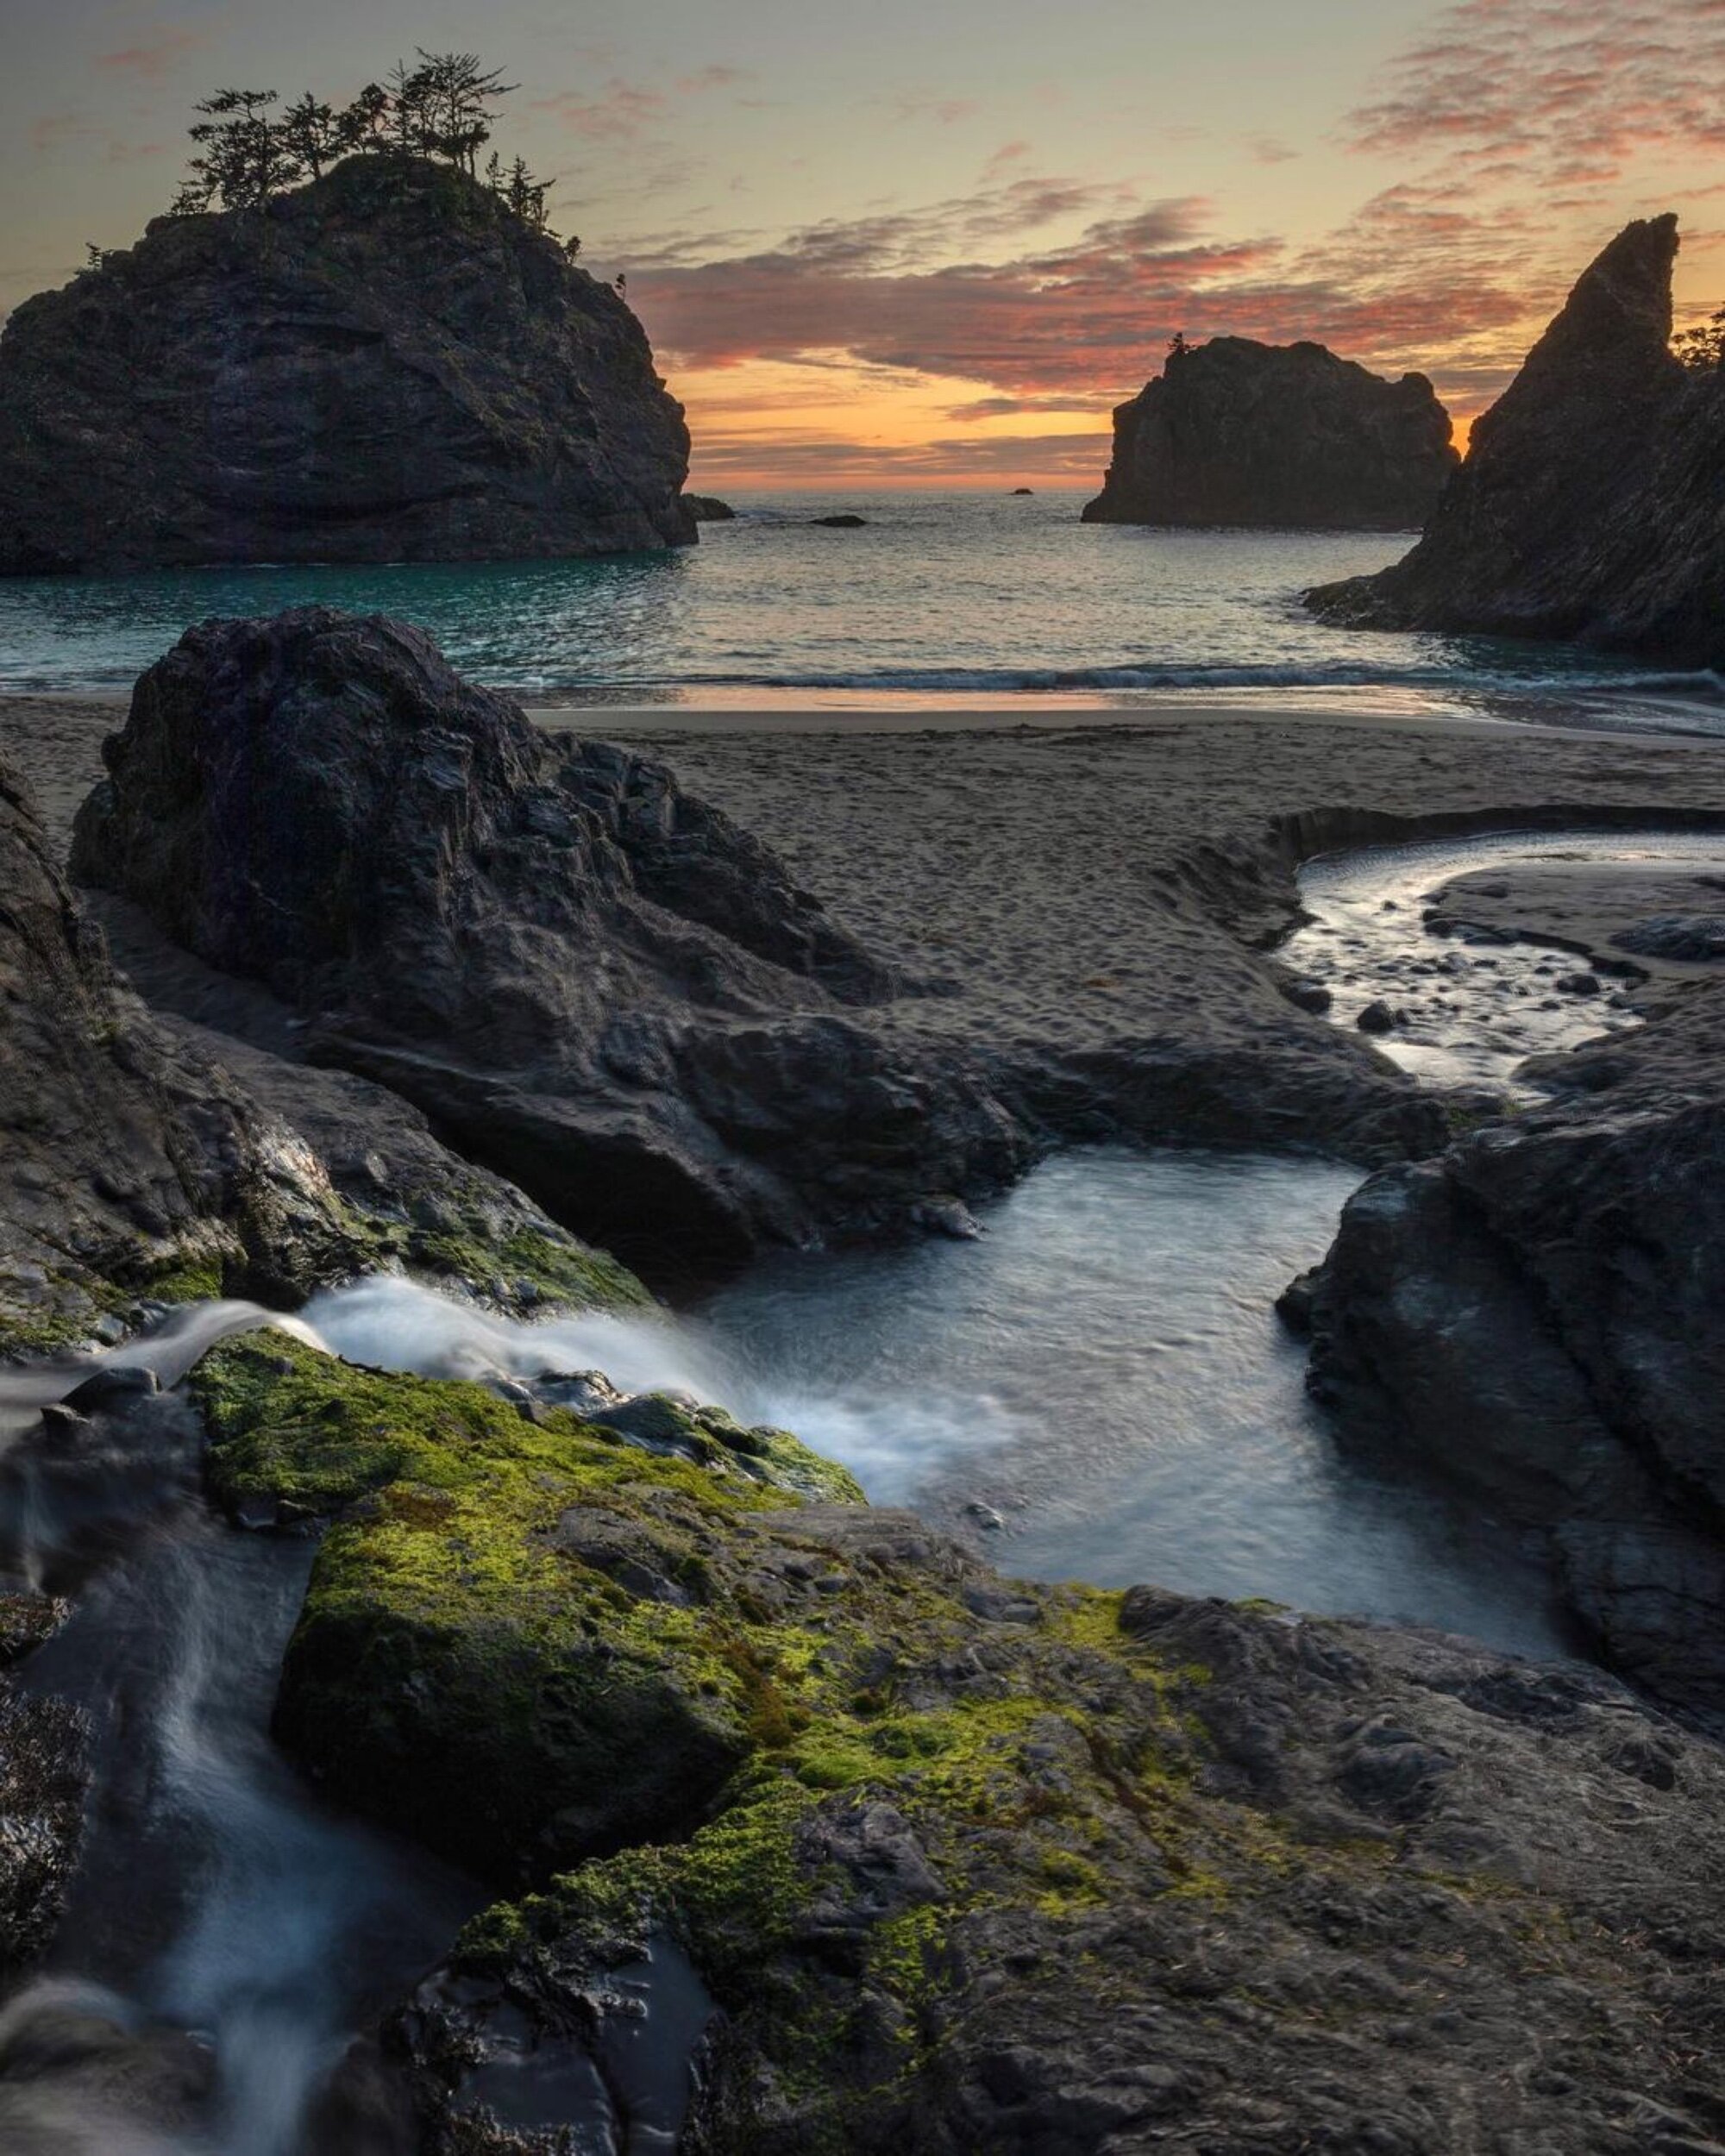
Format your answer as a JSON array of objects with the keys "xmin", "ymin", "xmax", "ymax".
[
  {"xmin": 1308, "ymin": 1082, "xmax": 1725, "ymax": 1718},
  {"xmin": 1308, "ymin": 215, "xmax": 1725, "ymax": 667},
  {"xmin": 684, "ymin": 494, "xmax": 737, "ymax": 521},
  {"xmin": 71, "ymin": 609, "xmax": 1029, "ymax": 1272},
  {"xmin": 0, "ymin": 754, "xmax": 228, "ymax": 1351},
  {"xmin": 0, "ymin": 154, "xmax": 693, "ymax": 573},
  {"xmin": 1082, "ymin": 338, "xmax": 1457, "ymax": 529},
  {"xmin": 0, "ymin": 745, "xmax": 649, "ymax": 1352}
]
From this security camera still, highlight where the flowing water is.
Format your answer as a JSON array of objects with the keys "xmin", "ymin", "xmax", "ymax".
[
  {"xmin": 1288, "ymin": 828, "xmax": 1725, "ymax": 1090},
  {"xmin": 9, "ymin": 824, "xmax": 1723, "ymax": 2143},
  {"xmin": 0, "ymin": 1307, "xmax": 486, "ymax": 2155},
  {"xmin": 297, "ymin": 1154, "xmax": 1566, "ymax": 1659},
  {"xmin": 13, "ymin": 1526, "xmax": 480, "ymax": 2156},
  {"xmin": 3, "ymin": 496, "xmax": 1722, "ymax": 732}
]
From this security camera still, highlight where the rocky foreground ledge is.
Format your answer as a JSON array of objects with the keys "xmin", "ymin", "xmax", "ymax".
[
  {"xmin": 5, "ymin": 631, "xmax": 1725, "ymax": 2143},
  {"xmin": 6, "ymin": 1332, "xmax": 1720, "ymax": 2153}
]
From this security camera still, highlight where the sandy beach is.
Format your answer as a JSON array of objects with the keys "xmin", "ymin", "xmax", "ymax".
[
  {"xmin": 11, "ymin": 687, "xmax": 1725, "ymax": 1179},
  {"xmin": 12, "ymin": 688, "xmax": 1725, "ymax": 1039}
]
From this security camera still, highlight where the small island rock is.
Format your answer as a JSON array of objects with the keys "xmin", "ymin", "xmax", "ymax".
[
  {"xmin": 1083, "ymin": 337, "xmax": 1458, "ymax": 530},
  {"xmin": 0, "ymin": 155, "xmax": 695, "ymax": 573}
]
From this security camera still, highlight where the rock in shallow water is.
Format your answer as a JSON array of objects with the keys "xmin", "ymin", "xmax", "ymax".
[
  {"xmin": 1308, "ymin": 213, "xmax": 1725, "ymax": 669},
  {"xmin": 1308, "ymin": 1085, "xmax": 1725, "ymax": 1719}
]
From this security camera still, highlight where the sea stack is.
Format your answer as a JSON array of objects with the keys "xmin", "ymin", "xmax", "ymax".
[
  {"xmin": 1082, "ymin": 337, "xmax": 1458, "ymax": 530},
  {"xmin": 1308, "ymin": 215, "xmax": 1725, "ymax": 667},
  {"xmin": 0, "ymin": 155, "xmax": 695, "ymax": 572}
]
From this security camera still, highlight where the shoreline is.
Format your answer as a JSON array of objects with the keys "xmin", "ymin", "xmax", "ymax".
[{"xmin": 11, "ymin": 685, "xmax": 1725, "ymax": 753}]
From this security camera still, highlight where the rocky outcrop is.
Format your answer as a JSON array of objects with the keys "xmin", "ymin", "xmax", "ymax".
[
  {"xmin": 181, "ymin": 1335, "xmax": 1725, "ymax": 2156},
  {"xmin": 1308, "ymin": 215, "xmax": 1725, "ymax": 667},
  {"xmin": 0, "ymin": 752, "xmax": 233, "ymax": 1349},
  {"xmin": 71, "ymin": 608, "xmax": 1029, "ymax": 1273},
  {"xmin": 0, "ymin": 744, "xmax": 649, "ymax": 1352},
  {"xmin": 684, "ymin": 494, "xmax": 737, "ymax": 521},
  {"xmin": 1082, "ymin": 338, "xmax": 1457, "ymax": 529},
  {"xmin": 1308, "ymin": 980, "xmax": 1725, "ymax": 1719},
  {"xmin": 0, "ymin": 154, "xmax": 694, "ymax": 573}
]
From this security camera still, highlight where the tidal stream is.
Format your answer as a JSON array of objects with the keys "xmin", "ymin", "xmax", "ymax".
[{"xmin": 4, "ymin": 825, "xmax": 1722, "ymax": 2147}]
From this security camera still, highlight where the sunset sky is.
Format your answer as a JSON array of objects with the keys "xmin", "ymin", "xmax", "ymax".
[{"xmin": 4, "ymin": 0, "xmax": 1723, "ymax": 488}]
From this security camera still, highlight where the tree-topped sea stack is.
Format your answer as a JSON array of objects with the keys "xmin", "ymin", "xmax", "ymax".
[
  {"xmin": 0, "ymin": 153, "xmax": 694, "ymax": 571},
  {"xmin": 1308, "ymin": 215, "xmax": 1725, "ymax": 668},
  {"xmin": 1082, "ymin": 337, "xmax": 1458, "ymax": 530}
]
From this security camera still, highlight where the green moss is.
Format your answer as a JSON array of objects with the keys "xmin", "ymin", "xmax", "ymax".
[
  {"xmin": 193, "ymin": 1338, "xmax": 880, "ymax": 1870},
  {"xmin": 0, "ymin": 1307, "xmax": 97, "ymax": 1361},
  {"xmin": 197, "ymin": 1335, "xmax": 1403, "ymax": 2145},
  {"xmin": 654, "ymin": 1403, "xmax": 867, "ymax": 1504},
  {"xmin": 0, "ymin": 1236, "xmax": 234, "ymax": 1361},
  {"xmin": 141, "ymin": 1254, "xmax": 227, "ymax": 1305},
  {"xmin": 403, "ymin": 1219, "xmax": 653, "ymax": 1313}
]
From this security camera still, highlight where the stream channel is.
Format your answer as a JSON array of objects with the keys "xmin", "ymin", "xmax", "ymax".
[{"xmin": 2, "ymin": 827, "xmax": 1721, "ymax": 2150}]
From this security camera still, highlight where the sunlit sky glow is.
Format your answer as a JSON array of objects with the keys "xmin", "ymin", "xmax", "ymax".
[{"xmin": 4, "ymin": 0, "xmax": 1722, "ymax": 487}]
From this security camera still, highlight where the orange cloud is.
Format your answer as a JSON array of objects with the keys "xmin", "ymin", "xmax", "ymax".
[
  {"xmin": 633, "ymin": 188, "xmax": 1527, "ymax": 420},
  {"xmin": 535, "ymin": 81, "xmax": 668, "ymax": 141}
]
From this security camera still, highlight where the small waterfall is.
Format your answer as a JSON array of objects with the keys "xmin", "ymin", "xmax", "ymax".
[
  {"xmin": 0, "ymin": 1305, "xmax": 479, "ymax": 2153},
  {"xmin": 0, "ymin": 1305, "xmax": 329, "ymax": 1446}
]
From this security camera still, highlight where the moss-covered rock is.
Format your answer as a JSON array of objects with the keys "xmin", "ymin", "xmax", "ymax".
[
  {"xmin": 186, "ymin": 1340, "xmax": 1725, "ymax": 2154},
  {"xmin": 193, "ymin": 1338, "xmax": 870, "ymax": 1877},
  {"xmin": 406, "ymin": 1567, "xmax": 1725, "ymax": 2155}
]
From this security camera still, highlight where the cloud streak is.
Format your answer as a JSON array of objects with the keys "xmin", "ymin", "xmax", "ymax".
[
  {"xmin": 1346, "ymin": 0, "xmax": 1725, "ymax": 203},
  {"xmin": 93, "ymin": 26, "xmax": 210, "ymax": 80},
  {"xmin": 635, "ymin": 182, "xmax": 1531, "ymax": 416}
]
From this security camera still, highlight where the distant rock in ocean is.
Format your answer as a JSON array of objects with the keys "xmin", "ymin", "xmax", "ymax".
[
  {"xmin": 0, "ymin": 155, "xmax": 694, "ymax": 573},
  {"xmin": 1308, "ymin": 216, "xmax": 1725, "ymax": 667},
  {"xmin": 685, "ymin": 494, "xmax": 736, "ymax": 521},
  {"xmin": 1082, "ymin": 338, "xmax": 1458, "ymax": 530},
  {"xmin": 812, "ymin": 513, "xmax": 869, "ymax": 528}
]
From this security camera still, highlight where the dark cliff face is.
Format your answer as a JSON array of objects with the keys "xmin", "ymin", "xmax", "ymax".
[
  {"xmin": 1308, "ymin": 215, "xmax": 1725, "ymax": 667},
  {"xmin": 1082, "ymin": 337, "xmax": 1458, "ymax": 530},
  {"xmin": 0, "ymin": 155, "xmax": 695, "ymax": 573}
]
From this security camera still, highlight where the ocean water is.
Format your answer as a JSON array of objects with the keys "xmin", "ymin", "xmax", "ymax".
[{"xmin": 3, "ymin": 489, "xmax": 1721, "ymax": 730}]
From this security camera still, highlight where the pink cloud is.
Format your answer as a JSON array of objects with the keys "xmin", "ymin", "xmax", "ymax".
[
  {"xmin": 983, "ymin": 140, "xmax": 1032, "ymax": 179},
  {"xmin": 675, "ymin": 66, "xmax": 750, "ymax": 94},
  {"xmin": 29, "ymin": 112, "xmax": 96, "ymax": 154},
  {"xmin": 894, "ymin": 92, "xmax": 982, "ymax": 127},
  {"xmin": 535, "ymin": 80, "xmax": 668, "ymax": 141},
  {"xmin": 631, "ymin": 172, "xmax": 1546, "ymax": 432},
  {"xmin": 1346, "ymin": 0, "xmax": 1725, "ymax": 207},
  {"xmin": 93, "ymin": 26, "xmax": 209, "ymax": 81}
]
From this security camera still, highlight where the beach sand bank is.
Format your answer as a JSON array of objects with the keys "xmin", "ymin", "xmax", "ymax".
[{"xmin": 11, "ymin": 690, "xmax": 1725, "ymax": 1156}]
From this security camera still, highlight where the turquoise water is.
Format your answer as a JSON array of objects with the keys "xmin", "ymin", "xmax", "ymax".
[{"xmin": 2, "ymin": 489, "xmax": 1720, "ymax": 729}]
